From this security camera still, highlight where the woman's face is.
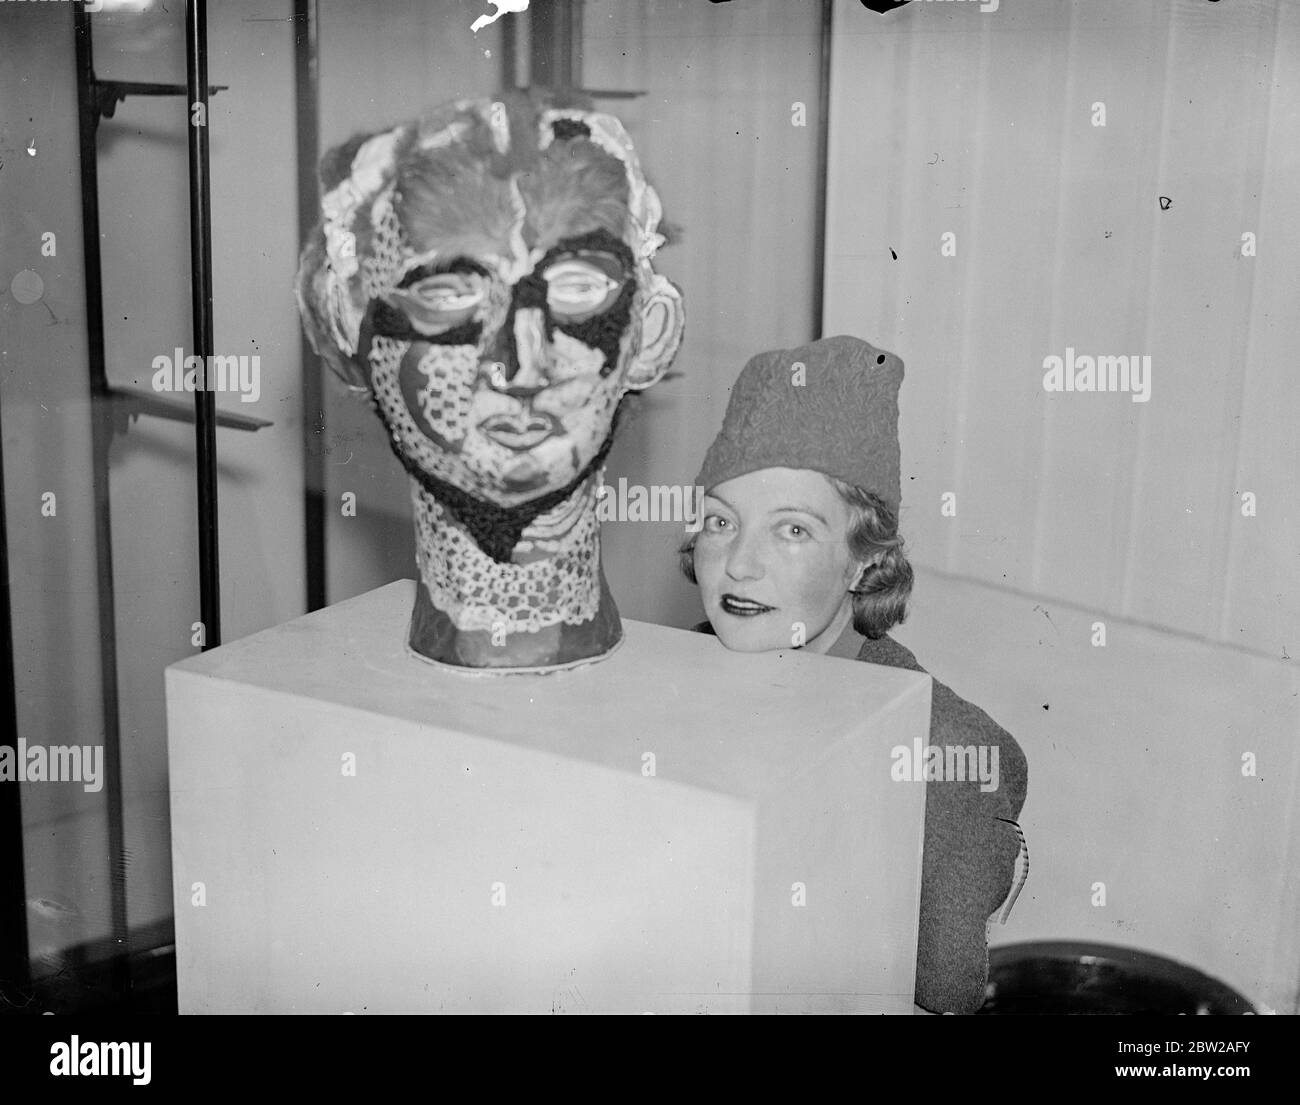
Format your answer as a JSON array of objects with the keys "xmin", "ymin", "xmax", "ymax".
[{"xmin": 694, "ymin": 467, "xmax": 861, "ymax": 652}]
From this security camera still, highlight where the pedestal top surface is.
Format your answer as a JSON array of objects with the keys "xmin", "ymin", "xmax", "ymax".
[{"xmin": 168, "ymin": 581, "xmax": 930, "ymax": 798}]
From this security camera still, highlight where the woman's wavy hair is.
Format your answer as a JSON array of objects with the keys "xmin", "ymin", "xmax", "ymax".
[{"xmin": 678, "ymin": 474, "xmax": 913, "ymax": 640}]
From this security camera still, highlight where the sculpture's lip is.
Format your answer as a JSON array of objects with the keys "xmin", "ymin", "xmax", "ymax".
[{"xmin": 480, "ymin": 413, "xmax": 555, "ymax": 451}]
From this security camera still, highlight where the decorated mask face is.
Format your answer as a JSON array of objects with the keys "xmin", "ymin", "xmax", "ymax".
[
  {"xmin": 368, "ymin": 227, "xmax": 636, "ymax": 505},
  {"xmin": 297, "ymin": 94, "xmax": 684, "ymax": 670}
]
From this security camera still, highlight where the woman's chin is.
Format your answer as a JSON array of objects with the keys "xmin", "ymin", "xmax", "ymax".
[{"xmin": 708, "ymin": 618, "xmax": 787, "ymax": 653}]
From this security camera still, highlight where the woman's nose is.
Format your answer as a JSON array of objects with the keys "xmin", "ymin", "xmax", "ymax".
[{"xmin": 724, "ymin": 531, "xmax": 764, "ymax": 581}]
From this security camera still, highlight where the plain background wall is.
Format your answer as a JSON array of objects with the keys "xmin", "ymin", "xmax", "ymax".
[
  {"xmin": 98, "ymin": 0, "xmax": 308, "ymax": 953},
  {"xmin": 823, "ymin": 0, "xmax": 1299, "ymax": 1011},
  {"xmin": 1, "ymin": 2, "xmax": 116, "ymax": 974},
  {"xmin": 579, "ymin": 0, "xmax": 824, "ymax": 632},
  {"xmin": 1, "ymin": 0, "xmax": 310, "ymax": 965},
  {"xmin": 824, "ymin": 0, "xmax": 1297, "ymax": 658}
]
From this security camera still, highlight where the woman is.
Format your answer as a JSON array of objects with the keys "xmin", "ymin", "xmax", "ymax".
[{"xmin": 680, "ymin": 335, "xmax": 1028, "ymax": 1014}]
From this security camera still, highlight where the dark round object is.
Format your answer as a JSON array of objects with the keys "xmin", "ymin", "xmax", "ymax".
[{"xmin": 977, "ymin": 941, "xmax": 1256, "ymax": 1015}]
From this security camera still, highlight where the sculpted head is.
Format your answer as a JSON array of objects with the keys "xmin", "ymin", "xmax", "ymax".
[
  {"xmin": 296, "ymin": 93, "xmax": 684, "ymax": 670},
  {"xmin": 297, "ymin": 92, "xmax": 684, "ymax": 510}
]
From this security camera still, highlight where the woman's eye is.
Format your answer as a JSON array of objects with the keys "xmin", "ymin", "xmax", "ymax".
[
  {"xmin": 779, "ymin": 522, "xmax": 809, "ymax": 540},
  {"xmin": 703, "ymin": 515, "xmax": 730, "ymax": 533},
  {"xmin": 543, "ymin": 261, "xmax": 622, "ymax": 314}
]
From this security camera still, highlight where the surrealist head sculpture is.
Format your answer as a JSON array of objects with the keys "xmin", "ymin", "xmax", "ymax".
[{"xmin": 296, "ymin": 93, "xmax": 684, "ymax": 671}]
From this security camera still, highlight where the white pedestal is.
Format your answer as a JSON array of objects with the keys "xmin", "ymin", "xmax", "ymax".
[{"xmin": 165, "ymin": 581, "xmax": 931, "ymax": 1014}]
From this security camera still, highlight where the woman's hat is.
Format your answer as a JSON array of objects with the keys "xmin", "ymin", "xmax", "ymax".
[{"xmin": 694, "ymin": 335, "xmax": 904, "ymax": 512}]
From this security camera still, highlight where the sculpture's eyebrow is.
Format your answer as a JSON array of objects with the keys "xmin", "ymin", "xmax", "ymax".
[
  {"xmin": 538, "ymin": 228, "xmax": 634, "ymax": 274},
  {"xmin": 396, "ymin": 257, "xmax": 490, "ymax": 288}
]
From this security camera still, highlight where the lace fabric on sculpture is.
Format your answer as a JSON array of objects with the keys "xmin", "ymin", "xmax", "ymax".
[
  {"xmin": 360, "ymin": 189, "xmax": 407, "ymax": 303},
  {"xmin": 412, "ymin": 484, "xmax": 602, "ymax": 634},
  {"xmin": 367, "ymin": 334, "xmax": 469, "ymax": 488},
  {"xmin": 414, "ymin": 344, "xmax": 474, "ymax": 444},
  {"xmin": 368, "ymin": 333, "xmax": 625, "ymax": 564}
]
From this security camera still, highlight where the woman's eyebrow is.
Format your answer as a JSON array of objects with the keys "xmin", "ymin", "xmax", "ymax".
[{"xmin": 768, "ymin": 505, "xmax": 829, "ymax": 525}]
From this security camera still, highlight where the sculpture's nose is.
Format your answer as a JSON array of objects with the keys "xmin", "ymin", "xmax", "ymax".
[
  {"xmin": 482, "ymin": 270, "xmax": 556, "ymax": 396},
  {"xmin": 507, "ymin": 307, "xmax": 549, "ymax": 397}
]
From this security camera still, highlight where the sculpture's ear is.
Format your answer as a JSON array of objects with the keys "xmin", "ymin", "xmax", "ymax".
[{"xmin": 625, "ymin": 274, "xmax": 685, "ymax": 391}]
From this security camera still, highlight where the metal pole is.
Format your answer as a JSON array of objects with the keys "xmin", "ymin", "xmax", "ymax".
[
  {"xmin": 530, "ymin": 0, "xmax": 579, "ymax": 90},
  {"xmin": 185, "ymin": 0, "xmax": 221, "ymax": 649},
  {"xmin": 0, "ymin": 412, "xmax": 32, "ymax": 1009},
  {"xmin": 73, "ymin": 5, "xmax": 131, "ymax": 999},
  {"xmin": 294, "ymin": 0, "xmax": 326, "ymax": 613},
  {"xmin": 812, "ymin": 0, "xmax": 834, "ymax": 340},
  {"xmin": 500, "ymin": 5, "xmax": 517, "ymax": 89}
]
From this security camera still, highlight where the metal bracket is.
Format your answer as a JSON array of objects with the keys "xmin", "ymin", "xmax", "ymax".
[
  {"xmin": 90, "ymin": 79, "xmax": 229, "ymax": 128},
  {"xmin": 104, "ymin": 385, "xmax": 272, "ymax": 438}
]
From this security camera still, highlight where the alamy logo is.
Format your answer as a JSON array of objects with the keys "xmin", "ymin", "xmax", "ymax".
[
  {"xmin": 595, "ymin": 478, "xmax": 704, "ymax": 532},
  {"xmin": 50, "ymin": 1037, "xmax": 150, "ymax": 1085},
  {"xmin": 152, "ymin": 348, "xmax": 261, "ymax": 403},
  {"xmin": 4, "ymin": 0, "xmax": 105, "ymax": 9},
  {"xmin": 3, "ymin": 0, "xmax": 104, "ymax": 9},
  {"xmin": 1042, "ymin": 347, "xmax": 1152, "ymax": 403},
  {"xmin": 0, "ymin": 740, "xmax": 103, "ymax": 793},
  {"xmin": 910, "ymin": 0, "xmax": 1000, "ymax": 10},
  {"xmin": 891, "ymin": 738, "xmax": 1000, "ymax": 793}
]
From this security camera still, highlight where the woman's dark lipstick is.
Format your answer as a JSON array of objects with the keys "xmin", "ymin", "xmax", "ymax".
[{"xmin": 719, "ymin": 593, "xmax": 776, "ymax": 616}]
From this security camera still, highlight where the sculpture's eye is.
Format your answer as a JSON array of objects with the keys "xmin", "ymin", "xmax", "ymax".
[
  {"xmin": 407, "ymin": 273, "xmax": 486, "ymax": 313},
  {"xmin": 381, "ymin": 272, "xmax": 486, "ymax": 334},
  {"xmin": 542, "ymin": 259, "xmax": 623, "ymax": 318}
]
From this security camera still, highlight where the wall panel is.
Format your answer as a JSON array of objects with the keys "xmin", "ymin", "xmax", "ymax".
[{"xmin": 825, "ymin": 0, "xmax": 1297, "ymax": 660}]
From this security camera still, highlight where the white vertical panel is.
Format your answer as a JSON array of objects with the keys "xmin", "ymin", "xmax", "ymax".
[
  {"xmin": 583, "ymin": 0, "xmax": 824, "ymax": 630},
  {"xmin": 1219, "ymin": 0, "xmax": 1300, "ymax": 657},
  {"xmin": 824, "ymin": 0, "xmax": 1296, "ymax": 659},
  {"xmin": 1030, "ymin": 0, "xmax": 1171, "ymax": 613},
  {"xmin": 936, "ymin": 0, "xmax": 1083, "ymax": 591},
  {"xmin": 1119, "ymin": 0, "xmax": 1280, "ymax": 639},
  {"xmin": 822, "ymin": 0, "xmax": 987, "ymax": 570},
  {"xmin": 826, "ymin": 0, "xmax": 1076, "ymax": 584}
]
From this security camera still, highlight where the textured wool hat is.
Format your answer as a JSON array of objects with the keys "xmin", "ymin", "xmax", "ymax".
[{"xmin": 695, "ymin": 335, "xmax": 904, "ymax": 512}]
